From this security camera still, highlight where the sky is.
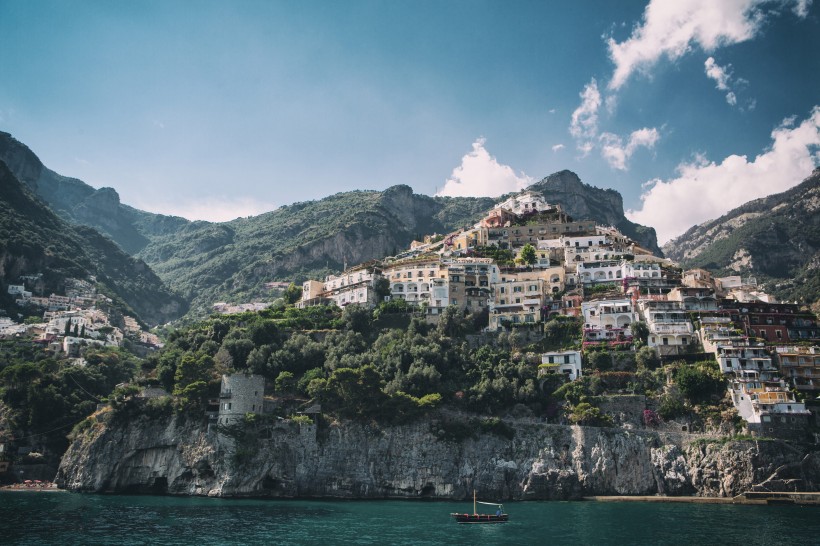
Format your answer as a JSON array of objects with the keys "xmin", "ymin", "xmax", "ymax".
[{"xmin": 1, "ymin": 0, "xmax": 818, "ymax": 244}]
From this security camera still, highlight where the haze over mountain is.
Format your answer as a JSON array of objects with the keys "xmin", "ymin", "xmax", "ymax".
[{"xmin": 0, "ymin": 132, "xmax": 660, "ymax": 320}]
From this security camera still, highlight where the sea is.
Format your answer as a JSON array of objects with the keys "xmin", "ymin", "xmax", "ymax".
[{"xmin": 1, "ymin": 491, "xmax": 818, "ymax": 545}]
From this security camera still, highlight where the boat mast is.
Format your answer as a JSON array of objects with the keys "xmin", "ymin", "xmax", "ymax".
[{"xmin": 473, "ymin": 489, "xmax": 477, "ymax": 516}]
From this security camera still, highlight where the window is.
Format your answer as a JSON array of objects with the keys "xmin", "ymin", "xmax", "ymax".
[{"xmin": 776, "ymin": 330, "xmax": 782, "ymax": 339}]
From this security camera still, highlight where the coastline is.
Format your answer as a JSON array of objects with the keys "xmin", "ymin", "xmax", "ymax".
[{"xmin": 585, "ymin": 492, "xmax": 820, "ymax": 506}]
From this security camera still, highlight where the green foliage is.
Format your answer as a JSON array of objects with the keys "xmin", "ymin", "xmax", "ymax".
[
  {"xmin": 636, "ymin": 346, "xmax": 660, "ymax": 370},
  {"xmin": 541, "ymin": 317, "xmax": 582, "ymax": 351},
  {"xmin": 658, "ymin": 393, "xmax": 686, "ymax": 420},
  {"xmin": 291, "ymin": 414, "xmax": 313, "ymax": 425},
  {"xmin": 586, "ymin": 350, "xmax": 613, "ymax": 372},
  {"xmin": 674, "ymin": 362, "xmax": 725, "ymax": 404},
  {"xmin": 477, "ymin": 416, "xmax": 515, "ymax": 440},
  {"xmin": 284, "ymin": 283, "xmax": 302, "ymax": 305},
  {"xmin": 630, "ymin": 321, "xmax": 650, "ymax": 345},
  {"xmin": 520, "ymin": 243, "xmax": 537, "ymax": 265},
  {"xmin": 275, "ymin": 371, "xmax": 295, "ymax": 394},
  {"xmin": 568, "ymin": 402, "xmax": 613, "ymax": 427}
]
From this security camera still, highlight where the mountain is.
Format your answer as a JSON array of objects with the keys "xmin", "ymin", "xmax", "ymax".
[
  {"xmin": 0, "ymin": 131, "xmax": 662, "ymax": 319},
  {"xmin": 135, "ymin": 185, "xmax": 495, "ymax": 316},
  {"xmin": 0, "ymin": 160, "xmax": 187, "ymax": 325},
  {"xmin": 662, "ymin": 169, "xmax": 820, "ymax": 307},
  {"xmin": 528, "ymin": 170, "xmax": 661, "ymax": 254},
  {"xmin": 0, "ymin": 131, "xmax": 189, "ymax": 254}
]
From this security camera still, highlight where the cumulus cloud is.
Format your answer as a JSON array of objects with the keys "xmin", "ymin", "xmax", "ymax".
[
  {"xmin": 437, "ymin": 138, "xmax": 533, "ymax": 198},
  {"xmin": 140, "ymin": 196, "xmax": 278, "ymax": 222},
  {"xmin": 552, "ymin": 144, "xmax": 565, "ymax": 152},
  {"xmin": 607, "ymin": 0, "xmax": 810, "ymax": 91},
  {"xmin": 626, "ymin": 106, "xmax": 820, "ymax": 244},
  {"xmin": 600, "ymin": 127, "xmax": 661, "ymax": 170},
  {"xmin": 569, "ymin": 79, "xmax": 602, "ymax": 155}
]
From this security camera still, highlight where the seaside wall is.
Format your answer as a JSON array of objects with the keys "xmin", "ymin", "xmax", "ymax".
[{"xmin": 55, "ymin": 412, "xmax": 820, "ymax": 499}]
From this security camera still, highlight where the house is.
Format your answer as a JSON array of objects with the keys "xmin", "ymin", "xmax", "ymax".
[
  {"xmin": 539, "ymin": 350, "xmax": 582, "ymax": 381},
  {"xmin": 667, "ymin": 286, "xmax": 718, "ymax": 311},
  {"xmin": 489, "ymin": 271, "xmax": 549, "ymax": 330},
  {"xmin": 637, "ymin": 300, "xmax": 694, "ymax": 356},
  {"xmin": 321, "ymin": 263, "xmax": 383, "ymax": 309},
  {"xmin": 728, "ymin": 370, "xmax": 811, "ymax": 439},
  {"xmin": 775, "ymin": 345, "xmax": 820, "ymax": 395},
  {"xmin": 581, "ymin": 298, "xmax": 636, "ymax": 348}
]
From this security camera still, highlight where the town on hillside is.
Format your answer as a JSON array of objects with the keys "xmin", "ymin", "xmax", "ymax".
[
  {"xmin": 287, "ymin": 191, "xmax": 820, "ymax": 439},
  {"xmin": 2, "ymin": 275, "xmax": 162, "ymax": 359}
]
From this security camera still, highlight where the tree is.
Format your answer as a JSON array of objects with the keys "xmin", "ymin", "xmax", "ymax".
[
  {"xmin": 569, "ymin": 402, "xmax": 613, "ymax": 427},
  {"xmin": 636, "ymin": 346, "xmax": 660, "ymax": 370},
  {"xmin": 275, "ymin": 371, "xmax": 296, "ymax": 394},
  {"xmin": 284, "ymin": 283, "xmax": 303, "ymax": 305},
  {"xmin": 520, "ymin": 243, "xmax": 537, "ymax": 265},
  {"xmin": 630, "ymin": 321, "xmax": 650, "ymax": 345},
  {"xmin": 675, "ymin": 363, "xmax": 725, "ymax": 404}
]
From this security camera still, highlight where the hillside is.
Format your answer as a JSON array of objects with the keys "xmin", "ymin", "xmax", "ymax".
[
  {"xmin": 662, "ymin": 169, "xmax": 820, "ymax": 307},
  {"xmin": 0, "ymin": 161, "xmax": 187, "ymax": 325},
  {"xmin": 0, "ymin": 131, "xmax": 189, "ymax": 254},
  {"xmin": 135, "ymin": 185, "xmax": 495, "ymax": 316}
]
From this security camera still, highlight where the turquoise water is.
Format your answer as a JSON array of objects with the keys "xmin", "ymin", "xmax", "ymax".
[{"xmin": 1, "ymin": 491, "xmax": 819, "ymax": 545}]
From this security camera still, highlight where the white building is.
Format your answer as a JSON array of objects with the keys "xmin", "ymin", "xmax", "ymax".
[
  {"xmin": 493, "ymin": 191, "xmax": 550, "ymax": 215},
  {"xmin": 638, "ymin": 300, "xmax": 694, "ymax": 356},
  {"xmin": 728, "ymin": 370, "xmax": 810, "ymax": 433},
  {"xmin": 576, "ymin": 260, "xmax": 623, "ymax": 285},
  {"xmin": 539, "ymin": 350, "xmax": 583, "ymax": 381},
  {"xmin": 322, "ymin": 265, "xmax": 382, "ymax": 308}
]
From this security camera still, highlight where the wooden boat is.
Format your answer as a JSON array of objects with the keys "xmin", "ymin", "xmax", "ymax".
[{"xmin": 450, "ymin": 490, "xmax": 509, "ymax": 524}]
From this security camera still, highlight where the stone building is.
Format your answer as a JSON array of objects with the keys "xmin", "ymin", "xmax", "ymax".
[{"xmin": 217, "ymin": 373, "xmax": 265, "ymax": 426}]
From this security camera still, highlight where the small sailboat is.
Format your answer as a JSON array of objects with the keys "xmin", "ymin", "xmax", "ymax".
[{"xmin": 450, "ymin": 490, "xmax": 509, "ymax": 524}]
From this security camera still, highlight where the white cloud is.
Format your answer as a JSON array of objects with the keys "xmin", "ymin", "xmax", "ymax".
[
  {"xmin": 437, "ymin": 138, "xmax": 533, "ymax": 198},
  {"xmin": 704, "ymin": 57, "xmax": 742, "ymax": 106},
  {"xmin": 704, "ymin": 57, "xmax": 731, "ymax": 90},
  {"xmin": 600, "ymin": 127, "xmax": 660, "ymax": 170},
  {"xmin": 626, "ymin": 106, "xmax": 820, "ymax": 244},
  {"xmin": 569, "ymin": 79, "xmax": 602, "ymax": 155},
  {"xmin": 138, "ymin": 196, "xmax": 279, "ymax": 222},
  {"xmin": 551, "ymin": 144, "xmax": 565, "ymax": 152},
  {"xmin": 607, "ymin": 0, "xmax": 810, "ymax": 91}
]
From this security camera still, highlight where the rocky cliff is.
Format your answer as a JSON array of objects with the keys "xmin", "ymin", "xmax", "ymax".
[
  {"xmin": 529, "ymin": 170, "xmax": 662, "ymax": 255},
  {"xmin": 56, "ymin": 412, "xmax": 819, "ymax": 499}
]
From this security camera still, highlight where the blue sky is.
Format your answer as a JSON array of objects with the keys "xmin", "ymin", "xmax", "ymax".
[{"xmin": 1, "ymin": 0, "xmax": 818, "ymax": 243}]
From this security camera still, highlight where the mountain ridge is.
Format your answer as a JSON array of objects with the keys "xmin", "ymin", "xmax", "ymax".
[
  {"xmin": 0, "ymin": 160, "xmax": 188, "ymax": 325},
  {"xmin": 662, "ymin": 169, "xmax": 820, "ymax": 307}
]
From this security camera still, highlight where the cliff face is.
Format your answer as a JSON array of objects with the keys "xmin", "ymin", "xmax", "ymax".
[{"xmin": 56, "ymin": 413, "xmax": 819, "ymax": 499}]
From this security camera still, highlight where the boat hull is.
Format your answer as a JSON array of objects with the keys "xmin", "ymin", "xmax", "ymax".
[{"xmin": 450, "ymin": 513, "xmax": 509, "ymax": 524}]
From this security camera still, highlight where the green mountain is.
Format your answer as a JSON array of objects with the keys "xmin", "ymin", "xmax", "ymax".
[
  {"xmin": 135, "ymin": 185, "xmax": 495, "ymax": 316},
  {"xmin": 0, "ymin": 131, "xmax": 189, "ymax": 254},
  {"xmin": 0, "ymin": 160, "xmax": 187, "ymax": 325},
  {"xmin": 662, "ymin": 169, "xmax": 820, "ymax": 307}
]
